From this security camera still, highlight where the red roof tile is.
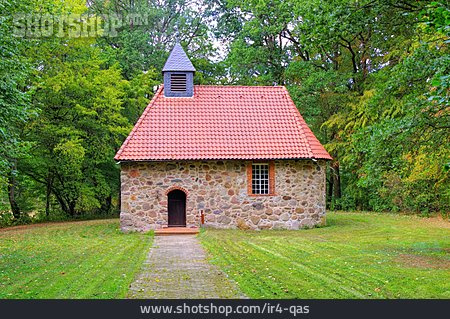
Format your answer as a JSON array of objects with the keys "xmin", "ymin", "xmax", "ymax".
[{"xmin": 115, "ymin": 85, "xmax": 332, "ymax": 161}]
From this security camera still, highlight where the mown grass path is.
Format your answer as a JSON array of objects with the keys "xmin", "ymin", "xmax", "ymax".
[
  {"xmin": 0, "ymin": 219, "xmax": 152, "ymax": 299},
  {"xmin": 200, "ymin": 212, "xmax": 450, "ymax": 299},
  {"xmin": 127, "ymin": 235, "xmax": 244, "ymax": 298}
]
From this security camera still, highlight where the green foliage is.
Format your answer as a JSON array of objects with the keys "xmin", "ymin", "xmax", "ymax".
[
  {"xmin": 24, "ymin": 38, "xmax": 133, "ymax": 216},
  {"xmin": 332, "ymin": 40, "xmax": 449, "ymax": 213},
  {"xmin": 0, "ymin": 0, "xmax": 34, "ymax": 186},
  {"xmin": 122, "ymin": 70, "xmax": 159, "ymax": 122},
  {"xmin": 91, "ymin": 0, "xmax": 218, "ymax": 80},
  {"xmin": 0, "ymin": 212, "xmax": 14, "ymax": 228},
  {"xmin": 221, "ymin": 0, "xmax": 450, "ymax": 214},
  {"xmin": 0, "ymin": 0, "xmax": 448, "ymax": 219},
  {"xmin": 0, "ymin": 0, "xmax": 164, "ymax": 220},
  {"xmin": 421, "ymin": 1, "xmax": 450, "ymax": 36}
]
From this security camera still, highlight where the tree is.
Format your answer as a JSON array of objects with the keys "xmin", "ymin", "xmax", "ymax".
[
  {"xmin": 23, "ymin": 38, "xmax": 133, "ymax": 216},
  {"xmin": 217, "ymin": 0, "xmax": 449, "ymax": 213},
  {"xmin": 0, "ymin": 0, "xmax": 35, "ymax": 219},
  {"xmin": 90, "ymin": 0, "xmax": 218, "ymax": 80}
]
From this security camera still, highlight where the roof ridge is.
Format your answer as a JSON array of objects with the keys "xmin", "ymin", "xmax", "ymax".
[
  {"xmin": 151, "ymin": 84, "xmax": 288, "ymax": 89},
  {"xmin": 114, "ymin": 85, "xmax": 164, "ymax": 160},
  {"xmin": 192, "ymin": 85, "xmax": 286, "ymax": 88}
]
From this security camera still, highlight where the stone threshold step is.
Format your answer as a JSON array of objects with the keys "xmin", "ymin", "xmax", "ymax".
[{"xmin": 154, "ymin": 227, "xmax": 200, "ymax": 236}]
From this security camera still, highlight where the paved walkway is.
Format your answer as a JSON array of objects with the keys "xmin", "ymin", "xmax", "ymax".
[{"xmin": 127, "ymin": 235, "xmax": 245, "ymax": 299}]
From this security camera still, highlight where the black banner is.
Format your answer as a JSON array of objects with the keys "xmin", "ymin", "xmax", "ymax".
[{"xmin": 0, "ymin": 299, "xmax": 447, "ymax": 319}]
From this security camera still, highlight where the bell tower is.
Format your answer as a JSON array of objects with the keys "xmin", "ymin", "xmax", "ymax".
[{"xmin": 162, "ymin": 42, "xmax": 196, "ymax": 97}]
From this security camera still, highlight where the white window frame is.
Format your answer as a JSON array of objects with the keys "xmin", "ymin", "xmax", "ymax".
[{"xmin": 252, "ymin": 163, "xmax": 270, "ymax": 195}]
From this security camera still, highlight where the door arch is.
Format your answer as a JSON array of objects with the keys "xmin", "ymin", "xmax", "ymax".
[{"xmin": 167, "ymin": 189, "xmax": 186, "ymax": 227}]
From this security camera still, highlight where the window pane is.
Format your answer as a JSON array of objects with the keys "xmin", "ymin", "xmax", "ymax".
[{"xmin": 251, "ymin": 163, "xmax": 269, "ymax": 195}]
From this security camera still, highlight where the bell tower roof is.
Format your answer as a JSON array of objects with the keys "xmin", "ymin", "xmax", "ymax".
[{"xmin": 162, "ymin": 42, "xmax": 196, "ymax": 73}]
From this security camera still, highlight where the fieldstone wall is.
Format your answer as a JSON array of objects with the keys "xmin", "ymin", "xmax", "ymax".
[{"xmin": 120, "ymin": 160, "xmax": 327, "ymax": 232}]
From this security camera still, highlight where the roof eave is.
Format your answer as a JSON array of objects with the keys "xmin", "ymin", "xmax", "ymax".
[{"xmin": 115, "ymin": 156, "xmax": 332, "ymax": 163}]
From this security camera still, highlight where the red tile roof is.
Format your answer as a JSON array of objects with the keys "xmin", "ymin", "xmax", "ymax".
[{"xmin": 115, "ymin": 85, "xmax": 332, "ymax": 161}]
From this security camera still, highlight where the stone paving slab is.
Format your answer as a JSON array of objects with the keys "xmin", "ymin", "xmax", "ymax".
[{"xmin": 127, "ymin": 235, "xmax": 245, "ymax": 299}]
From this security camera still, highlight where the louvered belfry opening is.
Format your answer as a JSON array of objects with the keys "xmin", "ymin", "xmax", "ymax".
[
  {"xmin": 162, "ymin": 42, "xmax": 195, "ymax": 97},
  {"xmin": 170, "ymin": 73, "xmax": 187, "ymax": 92}
]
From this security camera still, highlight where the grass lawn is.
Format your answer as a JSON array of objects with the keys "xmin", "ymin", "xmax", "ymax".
[
  {"xmin": 200, "ymin": 212, "xmax": 450, "ymax": 299},
  {"xmin": 0, "ymin": 219, "xmax": 152, "ymax": 299}
]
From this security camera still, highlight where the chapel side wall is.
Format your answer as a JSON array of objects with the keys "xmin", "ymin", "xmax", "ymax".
[{"xmin": 120, "ymin": 160, "xmax": 326, "ymax": 232}]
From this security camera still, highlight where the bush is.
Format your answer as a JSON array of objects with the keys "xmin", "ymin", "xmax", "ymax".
[
  {"xmin": 0, "ymin": 211, "xmax": 14, "ymax": 228},
  {"xmin": 0, "ymin": 211, "xmax": 33, "ymax": 228}
]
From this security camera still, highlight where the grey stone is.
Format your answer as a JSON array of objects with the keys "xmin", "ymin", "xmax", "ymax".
[
  {"xmin": 217, "ymin": 215, "xmax": 232, "ymax": 224},
  {"xmin": 252, "ymin": 203, "xmax": 264, "ymax": 210},
  {"xmin": 120, "ymin": 160, "xmax": 327, "ymax": 231}
]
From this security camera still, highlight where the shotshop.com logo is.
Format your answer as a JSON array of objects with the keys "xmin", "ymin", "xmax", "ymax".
[{"xmin": 10, "ymin": 13, "xmax": 152, "ymax": 38}]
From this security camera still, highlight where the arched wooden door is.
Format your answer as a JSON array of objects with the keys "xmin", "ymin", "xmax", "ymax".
[{"xmin": 167, "ymin": 190, "xmax": 186, "ymax": 227}]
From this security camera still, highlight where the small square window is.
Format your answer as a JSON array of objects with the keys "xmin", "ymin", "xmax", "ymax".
[{"xmin": 251, "ymin": 163, "xmax": 269, "ymax": 195}]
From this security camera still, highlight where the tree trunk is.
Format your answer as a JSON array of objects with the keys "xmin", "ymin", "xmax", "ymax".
[
  {"xmin": 8, "ymin": 178, "xmax": 21, "ymax": 219},
  {"xmin": 327, "ymin": 177, "xmax": 333, "ymax": 208},
  {"xmin": 118, "ymin": 184, "xmax": 121, "ymax": 213},
  {"xmin": 7, "ymin": 160, "xmax": 21, "ymax": 219},
  {"xmin": 68, "ymin": 201, "xmax": 77, "ymax": 217},
  {"xmin": 45, "ymin": 173, "xmax": 54, "ymax": 218},
  {"xmin": 331, "ymin": 161, "xmax": 342, "ymax": 209},
  {"xmin": 101, "ymin": 195, "xmax": 112, "ymax": 215},
  {"xmin": 53, "ymin": 190, "xmax": 69, "ymax": 215}
]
